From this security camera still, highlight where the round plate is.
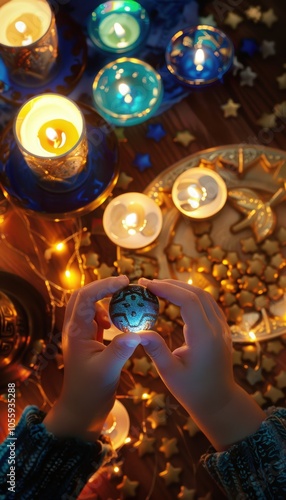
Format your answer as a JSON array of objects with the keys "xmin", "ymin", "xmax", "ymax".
[
  {"xmin": 117, "ymin": 145, "xmax": 286, "ymax": 342},
  {"xmin": 0, "ymin": 14, "xmax": 87, "ymax": 106},
  {"xmin": 0, "ymin": 104, "xmax": 119, "ymax": 220},
  {"xmin": 103, "ymin": 399, "xmax": 130, "ymax": 450},
  {"xmin": 0, "ymin": 271, "xmax": 50, "ymax": 392}
]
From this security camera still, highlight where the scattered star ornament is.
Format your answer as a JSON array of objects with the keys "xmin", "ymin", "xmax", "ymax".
[
  {"xmin": 114, "ymin": 127, "xmax": 127, "ymax": 142},
  {"xmin": 256, "ymin": 113, "xmax": 277, "ymax": 129},
  {"xmin": 116, "ymin": 476, "xmax": 139, "ymax": 498},
  {"xmin": 240, "ymin": 66, "xmax": 258, "ymax": 87},
  {"xmin": 173, "ymin": 130, "xmax": 196, "ymax": 147},
  {"xmin": 240, "ymin": 38, "xmax": 259, "ymax": 57},
  {"xmin": 232, "ymin": 56, "xmax": 244, "ymax": 76},
  {"xmin": 224, "ymin": 11, "xmax": 243, "ymax": 29},
  {"xmin": 199, "ymin": 14, "xmax": 217, "ymax": 26},
  {"xmin": 159, "ymin": 462, "xmax": 182, "ymax": 486},
  {"xmin": 146, "ymin": 123, "xmax": 166, "ymax": 142},
  {"xmin": 245, "ymin": 6, "xmax": 262, "ymax": 23},
  {"xmin": 221, "ymin": 98, "xmax": 241, "ymax": 118},
  {"xmin": 260, "ymin": 40, "xmax": 276, "ymax": 59},
  {"xmin": 261, "ymin": 8, "xmax": 278, "ymax": 28},
  {"xmin": 133, "ymin": 153, "xmax": 152, "ymax": 172},
  {"xmin": 116, "ymin": 171, "xmax": 133, "ymax": 190},
  {"xmin": 277, "ymin": 73, "xmax": 286, "ymax": 90}
]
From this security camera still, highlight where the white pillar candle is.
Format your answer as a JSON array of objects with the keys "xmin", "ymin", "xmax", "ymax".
[
  {"xmin": 0, "ymin": 0, "xmax": 58, "ymax": 85},
  {"xmin": 14, "ymin": 94, "xmax": 88, "ymax": 182}
]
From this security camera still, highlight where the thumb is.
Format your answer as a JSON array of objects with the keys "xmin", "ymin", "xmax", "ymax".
[
  {"xmin": 100, "ymin": 334, "xmax": 141, "ymax": 372},
  {"xmin": 138, "ymin": 331, "xmax": 180, "ymax": 376}
]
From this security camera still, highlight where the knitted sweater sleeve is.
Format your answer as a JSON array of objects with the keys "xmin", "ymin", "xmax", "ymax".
[
  {"xmin": 0, "ymin": 405, "xmax": 115, "ymax": 500},
  {"xmin": 201, "ymin": 407, "xmax": 286, "ymax": 499}
]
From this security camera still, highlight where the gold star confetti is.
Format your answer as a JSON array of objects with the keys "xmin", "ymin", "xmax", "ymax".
[
  {"xmin": 256, "ymin": 113, "xmax": 277, "ymax": 129},
  {"xmin": 117, "ymin": 171, "xmax": 133, "ymax": 190},
  {"xmin": 274, "ymin": 101, "xmax": 286, "ymax": 119},
  {"xmin": 165, "ymin": 303, "xmax": 181, "ymax": 321},
  {"xmin": 94, "ymin": 263, "xmax": 115, "ymax": 279},
  {"xmin": 224, "ymin": 11, "xmax": 243, "ymax": 29},
  {"xmin": 275, "ymin": 370, "xmax": 286, "ymax": 389},
  {"xmin": 173, "ymin": 130, "xmax": 196, "ymax": 147},
  {"xmin": 252, "ymin": 391, "xmax": 267, "ymax": 407},
  {"xmin": 245, "ymin": 6, "xmax": 262, "ymax": 23},
  {"xmin": 79, "ymin": 231, "xmax": 92, "ymax": 246},
  {"xmin": 116, "ymin": 476, "xmax": 139, "ymax": 498},
  {"xmin": 277, "ymin": 73, "xmax": 286, "ymax": 90},
  {"xmin": 199, "ymin": 14, "xmax": 217, "ymax": 26},
  {"xmin": 176, "ymin": 255, "xmax": 193, "ymax": 272},
  {"xmin": 260, "ymin": 40, "xmax": 276, "ymax": 59},
  {"xmin": 178, "ymin": 486, "xmax": 196, "ymax": 500},
  {"xmin": 264, "ymin": 385, "xmax": 284, "ymax": 404},
  {"xmin": 240, "ymin": 66, "xmax": 257, "ymax": 87},
  {"xmin": 246, "ymin": 367, "xmax": 264, "ymax": 385},
  {"xmin": 159, "ymin": 462, "xmax": 182, "ymax": 486},
  {"xmin": 232, "ymin": 349, "xmax": 243, "ymax": 366},
  {"xmin": 165, "ymin": 243, "xmax": 183, "ymax": 262},
  {"xmin": 266, "ymin": 340, "xmax": 284, "ymax": 354},
  {"xmin": 134, "ymin": 433, "xmax": 156, "ymax": 457},
  {"xmin": 183, "ymin": 416, "xmax": 200, "ymax": 437},
  {"xmin": 128, "ymin": 383, "xmax": 150, "ymax": 404},
  {"xmin": 159, "ymin": 437, "xmax": 179, "ymax": 458},
  {"xmin": 261, "ymin": 355, "xmax": 276, "ymax": 372},
  {"xmin": 114, "ymin": 127, "xmax": 127, "ymax": 142},
  {"xmin": 115, "ymin": 256, "xmax": 135, "ymax": 274},
  {"xmin": 82, "ymin": 252, "xmax": 99, "ymax": 268},
  {"xmin": 132, "ymin": 356, "xmax": 152, "ymax": 376},
  {"xmin": 147, "ymin": 409, "xmax": 167, "ymax": 429},
  {"xmin": 261, "ymin": 8, "xmax": 278, "ymax": 28},
  {"xmin": 145, "ymin": 392, "xmax": 166, "ymax": 409},
  {"xmin": 221, "ymin": 99, "xmax": 240, "ymax": 118}
]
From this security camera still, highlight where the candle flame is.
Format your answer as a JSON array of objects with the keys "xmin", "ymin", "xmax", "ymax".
[
  {"xmin": 46, "ymin": 127, "xmax": 66, "ymax": 149},
  {"xmin": 15, "ymin": 21, "xmax": 27, "ymax": 34},
  {"xmin": 187, "ymin": 183, "xmax": 207, "ymax": 209},
  {"xmin": 118, "ymin": 83, "xmax": 131, "ymax": 96},
  {"xmin": 14, "ymin": 20, "xmax": 33, "ymax": 45},
  {"xmin": 123, "ymin": 212, "xmax": 138, "ymax": 235},
  {"xmin": 194, "ymin": 48, "xmax": 205, "ymax": 71},
  {"xmin": 249, "ymin": 330, "xmax": 257, "ymax": 341},
  {"xmin": 114, "ymin": 22, "xmax": 125, "ymax": 38}
]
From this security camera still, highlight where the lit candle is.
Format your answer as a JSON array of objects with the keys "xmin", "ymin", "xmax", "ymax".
[
  {"xmin": 172, "ymin": 167, "xmax": 227, "ymax": 219},
  {"xmin": 166, "ymin": 25, "xmax": 233, "ymax": 87},
  {"xmin": 103, "ymin": 192, "xmax": 162, "ymax": 249},
  {"xmin": 92, "ymin": 57, "xmax": 163, "ymax": 126},
  {"xmin": 14, "ymin": 94, "xmax": 88, "ymax": 185},
  {"xmin": 88, "ymin": 1, "xmax": 149, "ymax": 53},
  {"xmin": 0, "ymin": 0, "xmax": 58, "ymax": 85}
]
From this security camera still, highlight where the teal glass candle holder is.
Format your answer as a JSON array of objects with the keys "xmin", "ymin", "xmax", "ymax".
[
  {"xmin": 166, "ymin": 25, "xmax": 234, "ymax": 87},
  {"xmin": 88, "ymin": 0, "xmax": 150, "ymax": 54},
  {"xmin": 92, "ymin": 57, "xmax": 163, "ymax": 126}
]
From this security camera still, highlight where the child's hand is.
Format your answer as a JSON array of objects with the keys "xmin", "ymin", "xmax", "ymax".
[
  {"xmin": 138, "ymin": 278, "xmax": 265, "ymax": 450},
  {"xmin": 44, "ymin": 276, "xmax": 141, "ymax": 440}
]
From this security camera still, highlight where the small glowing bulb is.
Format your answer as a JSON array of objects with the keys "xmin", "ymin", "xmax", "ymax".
[
  {"xmin": 65, "ymin": 270, "xmax": 71, "ymax": 279},
  {"xmin": 55, "ymin": 242, "xmax": 65, "ymax": 252},
  {"xmin": 187, "ymin": 183, "xmax": 207, "ymax": 209},
  {"xmin": 123, "ymin": 212, "xmax": 139, "ymax": 235},
  {"xmin": 249, "ymin": 331, "xmax": 257, "ymax": 341},
  {"xmin": 142, "ymin": 392, "xmax": 149, "ymax": 400},
  {"xmin": 113, "ymin": 466, "xmax": 120, "ymax": 473},
  {"xmin": 194, "ymin": 48, "xmax": 205, "ymax": 71},
  {"xmin": 188, "ymin": 278, "xmax": 193, "ymax": 285},
  {"xmin": 124, "ymin": 436, "xmax": 131, "ymax": 444},
  {"xmin": 114, "ymin": 22, "xmax": 125, "ymax": 38}
]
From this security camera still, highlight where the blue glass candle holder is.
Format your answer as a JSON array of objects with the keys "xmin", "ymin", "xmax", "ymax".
[
  {"xmin": 88, "ymin": 0, "xmax": 150, "ymax": 54},
  {"xmin": 165, "ymin": 25, "xmax": 234, "ymax": 87},
  {"xmin": 92, "ymin": 57, "xmax": 163, "ymax": 126}
]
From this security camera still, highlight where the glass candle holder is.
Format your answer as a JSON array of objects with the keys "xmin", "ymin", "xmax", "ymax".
[
  {"xmin": 171, "ymin": 167, "xmax": 227, "ymax": 219},
  {"xmin": 14, "ymin": 94, "xmax": 88, "ymax": 191},
  {"xmin": 166, "ymin": 25, "xmax": 233, "ymax": 87},
  {"xmin": 103, "ymin": 192, "xmax": 163, "ymax": 249},
  {"xmin": 88, "ymin": 0, "xmax": 150, "ymax": 54},
  {"xmin": 0, "ymin": 0, "xmax": 58, "ymax": 87},
  {"xmin": 92, "ymin": 57, "xmax": 163, "ymax": 126}
]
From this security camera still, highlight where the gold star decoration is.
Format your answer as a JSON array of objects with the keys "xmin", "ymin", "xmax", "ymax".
[
  {"xmin": 145, "ymin": 392, "xmax": 166, "ymax": 409},
  {"xmin": 159, "ymin": 462, "xmax": 182, "ymax": 486},
  {"xmin": 165, "ymin": 243, "xmax": 183, "ymax": 262},
  {"xmin": 242, "ymin": 345, "xmax": 258, "ymax": 363},
  {"xmin": 260, "ymin": 40, "xmax": 276, "ymax": 59},
  {"xmin": 261, "ymin": 355, "xmax": 276, "ymax": 373},
  {"xmin": 116, "ymin": 475, "xmax": 139, "ymax": 498},
  {"xmin": 264, "ymin": 385, "xmax": 284, "ymax": 404},
  {"xmin": 165, "ymin": 303, "xmax": 181, "ymax": 321},
  {"xmin": 114, "ymin": 127, "xmax": 127, "ymax": 142},
  {"xmin": 128, "ymin": 383, "xmax": 150, "ymax": 404},
  {"xmin": 132, "ymin": 356, "xmax": 152, "ymax": 376},
  {"xmin": 277, "ymin": 73, "xmax": 286, "ymax": 90},
  {"xmin": 246, "ymin": 367, "xmax": 264, "ymax": 386},
  {"xmin": 221, "ymin": 98, "xmax": 241, "ymax": 118},
  {"xmin": 275, "ymin": 370, "xmax": 286, "ymax": 389},
  {"xmin": 177, "ymin": 486, "xmax": 196, "ymax": 500},
  {"xmin": 94, "ymin": 263, "xmax": 115, "ymax": 279},
  {"xmin": 116, "ymin": 171, "xmax": 133, "ymax": 190},
  {"xmin": 134, "ymin": 433, "xmax": 156, "ymax": 457},
  {"xmin": 256, "ymin": 113, "xmax": 277, "ymax": 129},
  {"xmin": 79, "ymin": 230, "xmax": 92, "ymax": 246},
  {"xmin": 224, "ymin": 11, "xmax": 243, "ymax": 29},
  {"xmin": 240, "ymin": 66, "xmax": 257, "ymax": 87},
  {"xmin": 266, "ymin": 340, "xmax": 284, "ymax": 354},
  {"xmin": 159, "ymin": 437, "xmax": 179, "ymax": 458},
  {"xmin": 114, "ymin": 256, "xmax": 135, "ymax": 274},
  {"xmin": 245, "ymin": 6, "xmax": 262, "ymax": 23},
  {"xmin": 183, "ymin": 416, "xmax": 200, "ymax": 437},
  {"xmin": 232, "ymin": 349, "xmax": 243, "ymax": 366},
  {"xmin": 261, "ymin": 8, "xmax": 278, "ymax": 28},
  {"xmin": 82, "ymin": 252, "xmax": 99, "ymax": 269},
  {"xmin": 274, "ymin": 101, "xmax": 286, "ymax": 119},
  {"xmin": 173, "ymin": 130, "xmax": 196, "ymax": 147},
  {"xmin": 252, "ymin": 391, "xmax": 267, "ymax": 407},
  {"xmin": 147, "ymin": 409, "xmax": 167, "ymax": 429},
  {"xmin": 199, "ymin": 14, "xmax": 217, "ymax": 26}
]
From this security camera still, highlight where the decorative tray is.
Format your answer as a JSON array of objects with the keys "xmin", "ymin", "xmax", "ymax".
[{"xmin": 117, "ymin": 145, "xmax": 286, "ymax": 342}]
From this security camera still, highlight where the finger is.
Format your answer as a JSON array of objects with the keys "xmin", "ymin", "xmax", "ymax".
[
  {"xmin": 139, "ymin": 279, "xmax": 212, "ymax": 344},
  {"xmin": 65, "ymin": 276, "xmax": 129, "ymax": 341},
  {"xmin": 99, "ymin": 334, "xmax": 141, "ymax": 377},
  {"xmin": 138, "ymin": 331, "xmax": 181, "ymax": 377}
]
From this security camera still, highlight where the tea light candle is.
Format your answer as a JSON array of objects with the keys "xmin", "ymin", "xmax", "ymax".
[
  {"xmin": 88, "ymin": 0, "xmax": 149, "ymax": 53},
  {"xmin": 14, "ymin": 94, "xmax": 88, "ymax": 185},
  {"xmin": 92, "ymin": 57, "xmax": 163, "ymax": 126},
  {"xmin": 0, "ymin": 0, "xmax": 58, "ymax": 85},
  {"xmin": 166, "ymin": 25, "xmax": 233, "ymax": 87},
  {"xmin": 103, "ymin": 192, "xmax": 162, "ymax": 249},
  {"xmin": 172, "ymin": 168, "xmax": 227, "ymax": 219}
]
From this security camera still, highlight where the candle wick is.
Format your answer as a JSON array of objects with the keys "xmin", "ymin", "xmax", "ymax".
[{"xmin": 114, "ymin": 22, "xmax": 126, "ymax": 39}]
